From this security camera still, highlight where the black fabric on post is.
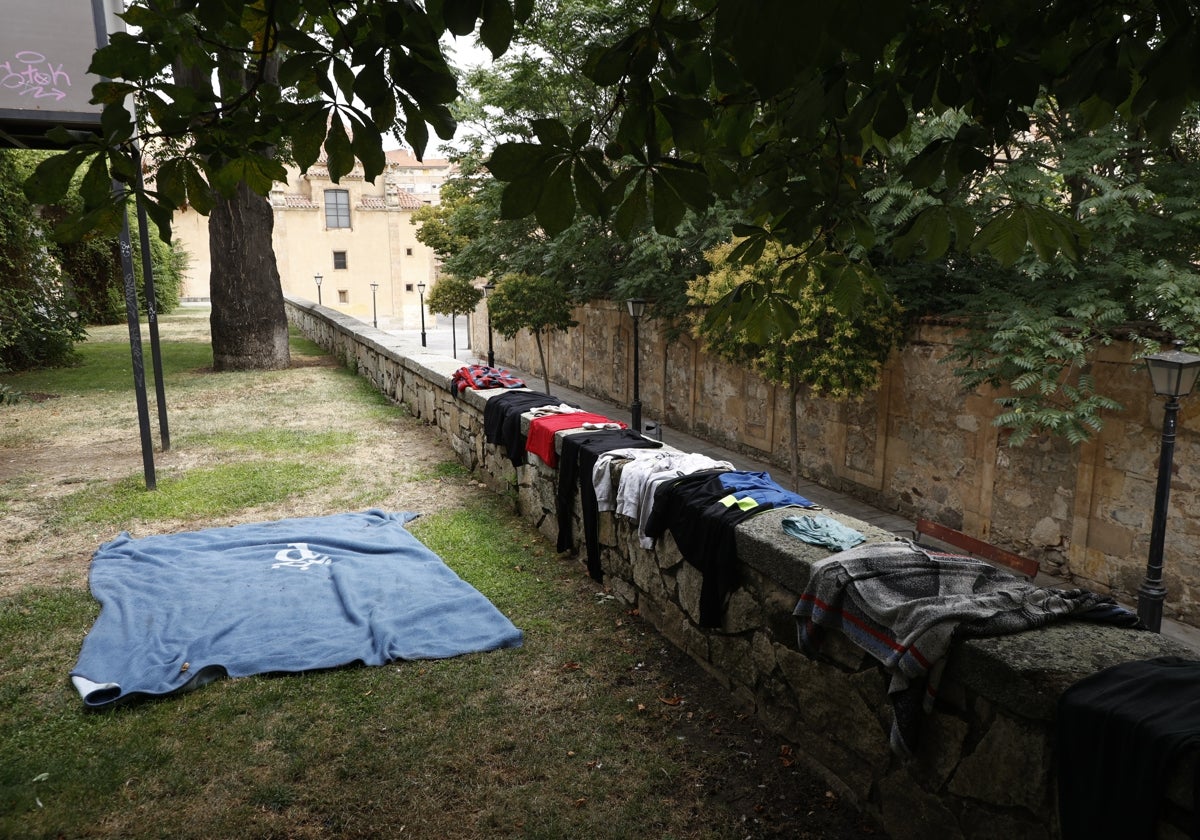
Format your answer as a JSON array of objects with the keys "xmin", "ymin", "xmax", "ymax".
[
  {"xmin": 644, "ymin": 470, "xmax": 763, "ymax": 627},
  {"xmin": 555, "ymin": 430, "xmax": 662, "ymax": 580},
  {"xmin": 1056, "ymin": 656, "xmax": 1200, "ymax": 840},
  {"xmin": 482, "ymin": 391, "xmax": 560, "ymax": 467}
]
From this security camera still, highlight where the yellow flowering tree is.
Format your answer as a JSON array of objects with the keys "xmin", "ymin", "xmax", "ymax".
[{"xmin": 689, "ymin": 239, "xmax": 905, "ymax": 488}]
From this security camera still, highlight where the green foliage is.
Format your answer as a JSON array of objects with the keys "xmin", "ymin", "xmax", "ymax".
[
  {"xmin": 488, "ymin": 273, "xmax": 577, "ymax": 340},
  {"xmin": 0, "ymin": 152, "xmax": 86, "ymax": 371},
  {"xmin": 909, "ymin": 101, "xmax": 1200, "ymax": 443},
  {"xmin": 21, "ymin": 0, "xmax": 532, "ymax": 244},
  {"xmin": 2, "ymin": 150, "xmax": 184, "ymax": 348},
  {"xmin": 948, "ymin": 287, "xmax": 1129, "ymax": 446},
  {"xmin": 488, "ymin": 272, "xmax": 577, "ymax": 391},
  {"xmin": 423, "ymin": 11, "xmax": 741, "ymax": 324},
  {"xmin": 425, "ymin": 275, "xmax": 483, "ymax": 318},
  {"xmin": 487, "ymin": 0, "xmax": 1200, "ymax": 309},
  {"xmin": 691, "ymin": 240, "xmax": 905, "ymax": 399}
]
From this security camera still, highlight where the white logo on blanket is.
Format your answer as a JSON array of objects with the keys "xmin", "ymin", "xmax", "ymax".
[{"xmin": 271, "ymin": 543, "xmax": 333, "ymax": 571}]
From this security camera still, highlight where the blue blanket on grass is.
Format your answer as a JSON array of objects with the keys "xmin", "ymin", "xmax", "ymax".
[{"xmin": 70, "ymin": 510, "xmax": 523, "ymax": 708}]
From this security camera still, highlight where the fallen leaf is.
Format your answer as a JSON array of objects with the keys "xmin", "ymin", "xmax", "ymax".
[
  {"xmin": 574, "ymin": 797, "xmax": 588, "ymax": 808},
  {"xmin": 659, "ymin": 696, "xmax": 683, "ymax": 706},
  {"xmin": 561, "ymin": 661, "xmax": 581, "ymax": 672}
]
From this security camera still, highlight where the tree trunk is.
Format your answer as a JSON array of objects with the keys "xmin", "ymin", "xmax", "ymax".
[
  {"xmin": 451, "ymin": 314, "xmax": 458, "ymax": 359},
  {"xmin": 208, "ymin": 180, "xmax": 290, "ymax": 371},
  {"xmin": 790, "ymin": 377, "xmax": 801, "ymax": 491}
]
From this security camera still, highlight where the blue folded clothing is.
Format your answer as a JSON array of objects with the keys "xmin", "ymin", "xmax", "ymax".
[{"xmin": 782, "ymin": 514, "xmax": 867, "ymax": 551}]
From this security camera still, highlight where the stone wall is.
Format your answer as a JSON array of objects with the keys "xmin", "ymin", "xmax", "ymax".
[
  {"xmin": 472, "ymin": 301, "xmax": 1200, "ymax": 628},
  {"xmin": 289, "ymin": 297, "xmax": 1198, "ymax": 838}
]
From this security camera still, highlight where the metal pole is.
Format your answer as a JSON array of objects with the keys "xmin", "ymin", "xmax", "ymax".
[
  {"xmin": 483, "ymin": 283, "xmax": 495, "ymax": 367},
  {"xmin": 132, "ymin": 146, "xmax": 170, "ymax": 451},
  {"xmin": 487, "ymin": 309, "xmax": 495, "ymax": 368},
  {"xmin": 1138, "ymin": 397, "xmax": 1180, "ymax": 632},
  {"xmin": 631, "ymin": 314, "xmax": 642, "ymax": 433},
  {"xmin": 115, "ymin": 182, "xmax": 156, "ymax": 490},
  {"xmin": 419, "ymin": 287, "xmax": 427, "ymax": 347},
  {"xmin": 371, "ymin": 282, "xmax": 378, "ymax": 328}
]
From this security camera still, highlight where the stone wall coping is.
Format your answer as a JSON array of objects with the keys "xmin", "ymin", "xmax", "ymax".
[
  {"xmin": 293, "ymin": 299, "xmax": 467, "ymax": 383},
  {"xmin": 735, "ymin": 506, "xmax": 1191, "ymax": 721}
]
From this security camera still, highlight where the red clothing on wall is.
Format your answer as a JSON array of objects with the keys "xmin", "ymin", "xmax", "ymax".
[{"xmin": 525, "ymin": 412, "xmax": 624, "ymax": 467}]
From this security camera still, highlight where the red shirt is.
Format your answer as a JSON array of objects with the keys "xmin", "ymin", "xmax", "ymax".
[{"xmin": 525, "ymin": 412, "xmax": 625, "ymax": 467}]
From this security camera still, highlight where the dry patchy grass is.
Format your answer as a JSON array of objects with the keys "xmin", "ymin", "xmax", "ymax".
[{"xmin": 0, "ymin": 309, "xmax": 881, "ymax": 840}]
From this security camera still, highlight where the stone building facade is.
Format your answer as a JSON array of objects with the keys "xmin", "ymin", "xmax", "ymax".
[{"xmin": 173, "ymin": 148, "xmax": 450, "ymax": 331}]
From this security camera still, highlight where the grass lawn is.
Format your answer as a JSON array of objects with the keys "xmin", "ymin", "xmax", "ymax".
[{"xmin": 0, "ymin": 309, "xmax": 877, "ymax": 839}]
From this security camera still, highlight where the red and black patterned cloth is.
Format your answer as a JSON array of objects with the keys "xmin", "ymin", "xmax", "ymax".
[{"xmin": 450, "ymin": 365, "xmax": 526, "ymax": 396}]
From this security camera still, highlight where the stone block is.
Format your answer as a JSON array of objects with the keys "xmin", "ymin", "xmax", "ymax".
[
  {"xmin": 750, "ymin": 631, "xmax": 777, "ymax": 680},
  {"xmin": 957, "ymin": 803, "xmax": 1050, "ymax": 840},
  {"xmin": 722, "ymin": 588, "xmax": 761, "ymax": 635},
  {"xmin": 676, "ymin": 561, "xmax": 704, "ymax": 625},
  {"xmin": 912, "ymin": 712, "xmax": 969, "ymax": 790},
  {"xmin": 948, "ymin": 713, "xmax": 1049, "ymax": 812},
  {"xmin": 877, "ymin": 768, "xmax": 965, "ymax": 840},
  {"xmin": 709, "ymin": 633, "xmax": 755, "ymax": 688},
  {"xmin": 606, "ymin": 575, "xmax": 636, "ymax": 606},
  {"xmin": 1086, "ymin": 517, "xmax": 1135, "ymax": 557},
  {"xmin": 777, "ymin": 647, "xmax": 891, "ymax": 770}
]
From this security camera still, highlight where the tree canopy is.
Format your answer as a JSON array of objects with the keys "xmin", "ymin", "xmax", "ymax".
[
  {"xmin": 487, "ymin": 272, "xmax": 576, "ymax": 392},
  {"xmin": 19, "ymin": 0, "xmax": 1200, "ymax": 438},
  {"xmin": 22, "ymin": 0, "xmax": 535, "ymax": 241},
  {"xmin": 485, "ymin": 0, "xmax": 1200, "ymax": 307}
]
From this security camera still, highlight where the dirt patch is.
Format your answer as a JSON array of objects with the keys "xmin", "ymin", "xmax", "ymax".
[{"xmin": 0, "ymin": 326, "xmax": 480, "ymax": 596}]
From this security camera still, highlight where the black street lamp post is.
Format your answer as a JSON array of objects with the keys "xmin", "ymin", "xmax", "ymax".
[
  {"xmin": 417, "ymin": 281, "xmax": 427, "ymax": 347},
  {"xmin": 626, "ymin": 298, "xmax": 647, "ymax": 432},
  {"xmin": 370, "ymin": 282, "xmax": 379, "ymax": 328},
  {"xmin": 484, "ymin": 283, "xmax": 495, "ymax": 368},
  {"xmin": 1138, "ymin": 339, "xmax": 1200, "ymax": 632},
  {"xmin": 314, "ymin": 272, "xmax": 322, "ymax": 305}
]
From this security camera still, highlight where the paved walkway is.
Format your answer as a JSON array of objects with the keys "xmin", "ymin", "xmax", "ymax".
[{"xmin": 385, "ymin": 321, "xmax": 1200, "ymax": 651}]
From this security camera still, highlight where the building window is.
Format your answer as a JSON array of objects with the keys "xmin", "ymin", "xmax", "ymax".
[
  {"xmin": 324, "ymin": 189, "xmax": 350, "ymax": 229},
  {"xmin": 405, "ymin": 283, "xmax": 414, "ymax": 292},
  {"xmin": 338, "ymin": 290, "xmax": 349, "ymax": 304},
  {"xmin": 333, "ymin": 251, "xmax": 348, "ymax": 270},
  {"xmin": 405, "ymin": 247, "xmax": 413, "ymax": 256}
]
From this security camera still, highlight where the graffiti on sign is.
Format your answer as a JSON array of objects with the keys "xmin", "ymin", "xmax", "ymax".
[{"xmin": 1, "ymin": 51, "xmax": 73, "ymax": 101}]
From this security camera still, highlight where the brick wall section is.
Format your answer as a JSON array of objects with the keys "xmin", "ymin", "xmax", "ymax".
[{"xmin": 288, "ymin": 297, "xmax": 1194, "ymax": 838}]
